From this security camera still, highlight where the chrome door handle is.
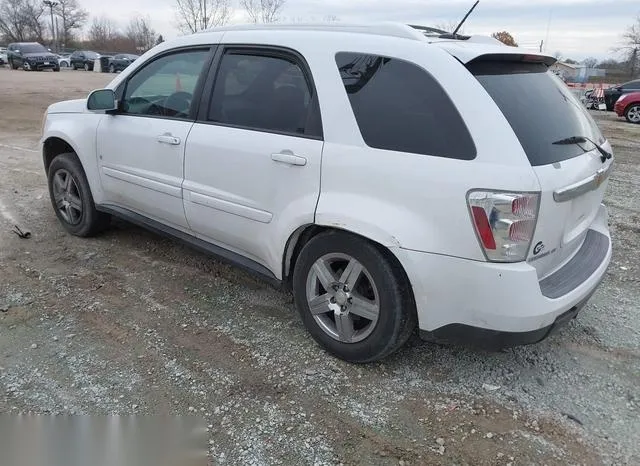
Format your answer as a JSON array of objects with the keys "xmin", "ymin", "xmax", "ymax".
[
  {"xmin": 157, "ymin": 134, "xmax": 181, "ymax": 145},
  {"xmin": 271, "ymin": 151, "xmax": 307, "ymax": 166}
]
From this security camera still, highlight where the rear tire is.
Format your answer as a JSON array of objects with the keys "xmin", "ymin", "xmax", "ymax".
[
  {"xmin": 292, "ymin": 231, "xmax": 417, "ymax": 363},
  {"xmin": 84, "ymin": 63, "xmax": 89, "ymax": 71},
  {"xmin": 47, "ymin": 153, "xmax": 110, "ymax": 237},
  {"xmin": 624, "ymin": 104, "xmax": 640, "ymax": 124},
  {"xmin": 109, "ymin": 64, "xmax": 115, "ymax": 73}
]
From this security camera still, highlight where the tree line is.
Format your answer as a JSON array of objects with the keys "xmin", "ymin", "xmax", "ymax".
[
  {"xmin": 0, "ymin": 0, "xmax": 286, "ymax": 53},
  {"xmin": 3, "ymin": 0, "xmax": 636, "ymax": 80}
]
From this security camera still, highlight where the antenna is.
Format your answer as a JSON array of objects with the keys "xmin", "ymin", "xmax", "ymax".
[{"xmin": 452, "ymin": 0, "xmax": 480, "ymax": 36}]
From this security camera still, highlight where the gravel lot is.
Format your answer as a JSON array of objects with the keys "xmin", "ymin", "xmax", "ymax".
[{"xmin": 0, "ymin": 67, "xmax": 638, "ymax": 465}]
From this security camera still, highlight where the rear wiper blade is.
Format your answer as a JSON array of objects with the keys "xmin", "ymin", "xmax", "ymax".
[{"xmin": 552, "ymin": 135, "xmax": 612, "ymax": 163}]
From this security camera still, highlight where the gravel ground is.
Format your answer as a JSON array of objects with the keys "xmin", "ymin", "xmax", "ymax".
[{"xmin": 0, "ymin": 67, "xmax": 638, "ymax": 465}]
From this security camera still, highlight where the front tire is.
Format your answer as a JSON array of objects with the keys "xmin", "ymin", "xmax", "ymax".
[
  {"xmin": 109, "ymin": 64, "xmax": 115, "ymax": 73},
  {"xmin": 625, "ymin": 104, "xmax": 640, "ymax": 124},
  {"xmin": 292, "ymin": 231, "xmax": 417, "ymax": 363},
  {"xmin": 47, "ymin": 153, "xmax": 110, "ymax": 237},
  {"xmin": 84, "ymin": 63, "xmax": 90, "ymax": 71}
]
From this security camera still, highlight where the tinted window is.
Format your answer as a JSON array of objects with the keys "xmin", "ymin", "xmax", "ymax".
[
  {"xmin": 469, "ymin": 61, "xmax": 605, "ymax": 166},
  {"xmin": 85, "ymin": 51, "xmax": 98, "ymax": 59},
  {"xmin": 335, "ymin": 52, "xmax": 476, "ymax": 159},
  {"xmin": 20, "ymin": 44, "xmax": 48, "ymax": 53},
  {"xmin": 123, "ymin": 49, "xmax": 208, "ymax": 118},
  {"xmin": 621, "ymin": 80, "xmax": 640, "ymax": 90},
  {"xmin": 208, "ymin": 51, "xmax": 318, "ymax": 136}
]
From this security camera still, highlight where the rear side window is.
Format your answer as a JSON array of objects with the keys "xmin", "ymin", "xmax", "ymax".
[
  {"xmin": 335, "ymin": 52, "xmax": 476, "ymax": 160},
  {"xmin": 468, "ymin": 61, "xmax": 605, "ymax": 166}
]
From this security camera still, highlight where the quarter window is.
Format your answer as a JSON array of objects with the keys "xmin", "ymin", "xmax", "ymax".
[
  {"xmin": 122, "ymin": 49, "xmax": 208, "ymax": 119},
  {"xmin": 208, "ymin": 51, "xmax": 319, "ymax": 137},
  {"xmin": 335, "ymin": 52, "xmax": 476, "ymax": 159}
]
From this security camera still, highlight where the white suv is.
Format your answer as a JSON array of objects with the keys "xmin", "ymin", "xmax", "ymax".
[{"xmin": 41, "ymin": 23, "xmax": 613, "ymax": 362}]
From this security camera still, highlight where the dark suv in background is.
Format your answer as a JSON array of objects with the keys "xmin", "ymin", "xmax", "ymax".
[
  {"xmin": 604, "ymin": 79, "xmax": 640, "ymax": 111},
  {"xmin": 108, "ymin": 54, "xmax": 139, "ymax": 73},
  {"xmin": 70, "ymin": 50, "xmax": 99, "ymax": 70},
  {"xmin": 7, "ymin": 42, "xmax": 60, "ymax": 71}
]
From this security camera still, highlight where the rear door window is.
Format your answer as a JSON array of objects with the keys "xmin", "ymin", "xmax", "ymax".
[
  {"xmin": 335, "ymin": 52, "xmax": 476, "ymax": 160},
  {"xmin": 468, "ymin": 60, "xmax": 605, "ymax": 166},
  {"xmin": 207, "ymin": 49, "xmax": 321, "ymax": 138}
]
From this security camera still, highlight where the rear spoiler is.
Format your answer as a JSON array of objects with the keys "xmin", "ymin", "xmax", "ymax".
[{"xmin": 467, "ymin": 53, "xmax": 557, "ymax": 67}]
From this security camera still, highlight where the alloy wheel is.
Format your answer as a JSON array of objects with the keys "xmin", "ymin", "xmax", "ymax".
[
  {"xmin": 52, "ymin": 169, "xmax": 83, "ymax": 225},
  {"xmin": 305, "ymin": 253, "xmax": 380, "ymax": 343},
  {"xmin": 627, "ymin": 105, "xmax": 640, "ymax": 124}
]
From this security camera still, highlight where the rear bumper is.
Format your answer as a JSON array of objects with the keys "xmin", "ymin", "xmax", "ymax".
[
  {"xmin": 396, "ymin": 204, "xmax": 611, "ymax": 348},
  {"xmin": 419, "ymin": 287, "xmax": 596, "ymax": 350}
]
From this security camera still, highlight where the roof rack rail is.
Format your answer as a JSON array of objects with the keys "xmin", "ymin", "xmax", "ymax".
[{"xmin": 200, "ymin": 22, "xmax": 428, "ymax": 41}]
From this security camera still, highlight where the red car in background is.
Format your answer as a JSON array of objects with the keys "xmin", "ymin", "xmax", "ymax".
[{"xmin": 614, "ymin": 92, "xmax": 640, "ymax": 124}]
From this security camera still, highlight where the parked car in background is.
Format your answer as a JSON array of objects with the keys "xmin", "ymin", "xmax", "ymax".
[
  {"xmin": 614, "ymin": 92, "xmax": 640, "ymax": 124},
  {"xmin": 604, "ymin": 79, "xmax": 640, "ymax": 111},
  {"xmin": 108, "ymin": 54, "xmax": 139, "ymax": 73},
  {"xmin": 41, "ymin": 23, "xmax": 613, "ymax": 362},
  {"xmin": 0, "ymin": 47, "xmax": 7, "ymax": 65},
  {"xmin": 70, "ymin": 50, "xmax": 99, "ymax": 70},
  {"xmin": 57, "ymin": 53, "xmax": 71, "ymax": 68},
  {"xmin": 7, "ymin": 42, "xmax": 60, "ymax": 71}
]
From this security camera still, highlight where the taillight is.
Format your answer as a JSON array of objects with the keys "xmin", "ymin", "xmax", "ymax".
[{"xmin": 467, "ymin": 191, "xmax": 540, "ymax": 262}]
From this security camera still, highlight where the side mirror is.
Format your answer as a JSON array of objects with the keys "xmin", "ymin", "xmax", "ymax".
[{"xmin": 87, "ymin": 89, "xmax": 117, "ymax": 112}]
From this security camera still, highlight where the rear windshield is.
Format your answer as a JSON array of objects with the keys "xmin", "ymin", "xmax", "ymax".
[{"xmin": 468, "ymin": 61, "xmax": 604, "ymax": 166}]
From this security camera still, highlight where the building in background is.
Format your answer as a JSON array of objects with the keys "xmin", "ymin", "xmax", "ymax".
[{"xmin": 550, "ymin": 61, "xmax": 579, "ymax": 81}]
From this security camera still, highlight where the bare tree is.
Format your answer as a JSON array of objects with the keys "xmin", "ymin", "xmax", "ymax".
[
  {"xmin": 621, "ymin": 15, "xmax": 640, "ymax": 78},
  {"xmin": 126, "ymin": 16, "xmax": 157, "ymax": 53},
  {"xmin": 582, "ymin": 57, "xmax": 598, "ymax": 68},
  {"xmin": 241, "ymin": 0, "xmax": 286, "ymax": 23},
  {"xmin": 434, "ymin": 20, "xmax": 461, "ymax": 33},
  {"xmin": 175, "ymin": 0, "xmax": 231, "ymax": 34},
  {"xmin": 491, "ymin": 31, "xmax": 518, "ymax": 47},
  {"xmin": 87, "ymin": 15, "xmax": 119, "ymax": 50},
  {"xmin": 0, "ymin": 0, "xmax": 45, "ymax": 42},
  {"xmin": 54, "ymin": 0, "xmax": 87, "ymax": 47}
]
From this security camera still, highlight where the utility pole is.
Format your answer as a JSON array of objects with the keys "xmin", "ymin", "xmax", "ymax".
[
  {"xmin": 202, "ymin": 0, "xmax": 207, "ymax": 30},
  {"xmin": 43, "ymin": 1, "xmax": 58, "ymax": 52},
  {"xmin": 539, "ymin": 40, "xmax": 544, "ymax": 53}
]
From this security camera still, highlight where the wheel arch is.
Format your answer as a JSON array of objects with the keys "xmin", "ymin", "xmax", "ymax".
[
  {"xmin": 282, "ymin": 223, "xmax": 414, "ymax": 303},
  {"xmin": 42, "ymin": 133, "xmax": 104, "ymax": 204},
  {"xmin": 43, "ymin": 136, "xmax": 77, "ymax": 174}
]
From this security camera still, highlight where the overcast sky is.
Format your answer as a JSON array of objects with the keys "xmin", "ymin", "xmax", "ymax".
[{"xmin": 80, "ymin": 0, "xmax": 639, "ymax": 61}]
